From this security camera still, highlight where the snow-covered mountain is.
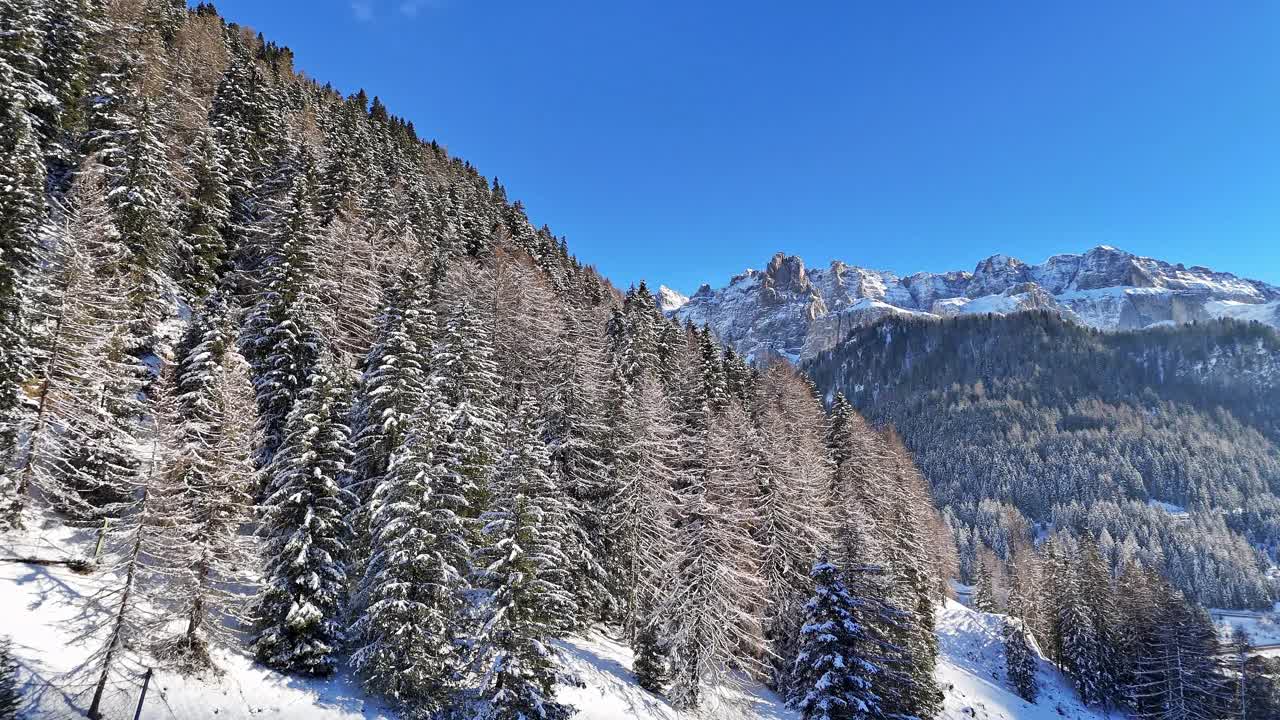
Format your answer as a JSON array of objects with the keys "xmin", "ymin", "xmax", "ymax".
[
  {"xmin": 672, "ymin": 246, "xmax": 1280, "ymax": 362},
  {"xmin": 655, "ymin": 285, "xmax": 689, "ymax": 314}
]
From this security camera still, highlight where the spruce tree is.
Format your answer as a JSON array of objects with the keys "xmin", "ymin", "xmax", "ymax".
[
  {"xmin": 105, "ymin": 98, "xmax": 175, "ymax": 353},
  {"xmin": 789, "ymin": 559, "xmax": 884, "ymax": 720},
  {"xmin": 179, "ymin": 129, "xmax": 232, "ymax": 299},
  {"xmin": 350, "ymin": 379, "xmax": 468, "ymax": 715},
  {"xmin": 347, "ymin": 267, "xmax": 434, "ymax": 541},
  {"xmin": 0, "ymin": 53, "xmax": 45, "ymax": 524},
  {"xmin": 243, "ymin": 151, "xmax": 325, "ymax": 467},
  {"xmin": 472, "ymin": 394, "xmax": 575, "ymax": 720},
  {"xmin": 1003, "ymin": 618, "xmax": 1039, "ymax": 703},
  {"xmin": 433, "ymin": 298, "xmax": 503, "ymax": 524},
  {"xmin": 972, "ymin": 558, "xmax": 996, "ymax": 613},
  {"xmin": 254, "ymin": 364, "xmax": 354, "ymax": 676}
]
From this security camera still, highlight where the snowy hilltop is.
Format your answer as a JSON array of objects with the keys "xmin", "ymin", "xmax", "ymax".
[{"xmin": 672, "ymin": 246, "xmax": 1280, "ymax": 362}]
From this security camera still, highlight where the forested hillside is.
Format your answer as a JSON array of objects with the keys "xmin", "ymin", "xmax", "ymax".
[
  {"xmin": 805, "ymin": 311, "xmax": 1280, "ymax": 609},
  {"xmin": 0, "ymin": 2, "xmax": 953, "ymax": 718}
]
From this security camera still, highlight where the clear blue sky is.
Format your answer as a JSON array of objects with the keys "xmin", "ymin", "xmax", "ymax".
[{"xmin": 204, "ymin": 1, "xmax": 1280, "ymax": 292}]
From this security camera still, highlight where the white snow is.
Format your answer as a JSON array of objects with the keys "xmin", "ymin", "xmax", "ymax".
[
  {"xmin": 1147, "ymin": 499, "xmax": 1190, "ymax": 519},
  {"xmin": 1, "ymin": 515, "xmax": 1114, "ymax": 719},
  {"xmin": 1206, "ymin": 299, "xmax": 1280, "ymax": 325},
  {"xmin": 655, "ymin": 285, "xmax": 690, "ymax": 315},
  {"xmin": 1211, "ymin": 608, "xmax": 1280, "ymax": 652},
  {"xmin": 936, "ymin": 600, "xmax": 1110, "ymax": 720}
]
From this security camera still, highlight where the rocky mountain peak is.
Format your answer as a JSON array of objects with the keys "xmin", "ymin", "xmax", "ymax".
[{"xmin": 671, "ymin": 245, "xmax": 1280, "ymax": 363}]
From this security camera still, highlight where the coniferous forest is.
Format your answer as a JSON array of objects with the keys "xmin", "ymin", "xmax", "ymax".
[{"xmin": 0, "ymin": 3, "xmax": 1277, "ymax": 720}]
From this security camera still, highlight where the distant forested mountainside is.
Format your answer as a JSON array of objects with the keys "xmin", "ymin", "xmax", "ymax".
[{"xmin": 805, "ymin": 312, "xmax": 1280, "ymax": 608}]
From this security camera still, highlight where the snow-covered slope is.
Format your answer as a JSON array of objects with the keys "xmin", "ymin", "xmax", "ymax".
[
  {"xmin": 1, "ymin": 519, "xmax": 1103, "ymax": 719},
  {"xmin": 936, "ymin": 601, "xmax": 1108, "ymax": 720},
  {"xmin": 672, "ymin": 246, "xmax": 1280, "ymax": 362}
]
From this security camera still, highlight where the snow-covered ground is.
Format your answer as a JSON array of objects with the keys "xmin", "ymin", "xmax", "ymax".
[
  {"xmin": 1212, "ymin": 608, "xmax": 1280, "ymax": 655},
  {"xmin": 936, "ymin": 601, "xmax": 1109, "ymax": 720},
  {"xmin": 2, "ymin": 516, "xmax": 1104, "ymax": 719}
]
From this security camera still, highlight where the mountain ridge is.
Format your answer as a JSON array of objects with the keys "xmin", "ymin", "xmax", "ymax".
[{"xmin": 671, "ymin": 245, "xmax": 1280, "ymax": 363}]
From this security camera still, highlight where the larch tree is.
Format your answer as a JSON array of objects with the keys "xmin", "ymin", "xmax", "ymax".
[
  {"xmin": 663, "ymin": 402, "xmax": 767, "ymax": 712},
  {"xmin": 152, "ymin": 294, "xmax": 259, "ymax": 670}
]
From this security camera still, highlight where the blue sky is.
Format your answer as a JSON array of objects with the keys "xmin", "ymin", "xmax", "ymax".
[{"xmin": 206, "ymin": 1, "xmax": 1280, "ymax": 292}]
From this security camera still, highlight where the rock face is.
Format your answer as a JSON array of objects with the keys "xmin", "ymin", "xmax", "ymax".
[
  {"xmin": 672, "ymin": 246, "xmax": 1280, "ymax": 362},
  {"xmin": 655, "ymin": 285, "xmax": 690, "ymax": 314}
]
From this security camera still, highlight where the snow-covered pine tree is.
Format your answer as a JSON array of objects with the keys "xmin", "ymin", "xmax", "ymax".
[
  {"xmin": 243, "ymin": 149, "xmax": 325, "ymax": 468},
  {"xmin": 152, "ymin": 294, "xmax": 259, "ymax": 670},
  {"xmin": 347, "ymin": 266, "xmax": 434, "ymax": 547},
  {"xmin": 789, "ymin": 558, "xmax": 884, "ymax": 720},
  {"xmin": 1003, "ymin": 617, "xmax": 1038, "ymax": 703},
  {"xmin": 179, "ymin": 128, "xmax": 231, "ymax": 299},
  {"xmin": 471, "ymin": 393, "xmax": 576, "ymax": 720},
  {"xmin": 433, "ymin": 297, "xmax": 503, "ymax": 526},
  {"xmin": 349, "ymin": 378, "xmax": 469, "ymax": 716},
  {"xmin": 664, "ymin": 401, "xmax": 767, "ymax": 711},
  {"xmin": 254, "ymin": 362, "xmax": 354, "ymax": 676},
  {"xmin": 0, "ymin": 51, "xmax": 46, "ymax": 524}
]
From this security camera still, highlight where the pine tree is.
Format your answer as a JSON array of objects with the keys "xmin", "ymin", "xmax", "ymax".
[
  {"xmin": 254, "ymin": 364, "xmax": 354, "ymax": 676},
  {"xmin": 179, "ymin": 129, "xmax": 231, "ymax": 298},
  {"xmin": 243, "ymin": 151, "xmax": 325, "ymax": 467},
  {"xmin": 789, "ymin": 559, "xmax": 884, "ymax": 720},
  {"xmin": 0, "ymin": 635, "xmax": 18, "ymax": 720},
  {"xmin": 472, "ymin": 393, "xmax": 576, "ymax": 720},
  {"xmin": 1003, "ymin": 617, "xmax": 1039, "ymax": 703},
  {"xmin": 433, "ymin": 298, "xmax": 503, "ymax": 524},
  {"xmin": 0, "ymin": 52, "xmax": 46, "ymax": 524},
  {"xmin": 350, "ymin": 379, "xmax": 468, "ymax": 715}
]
